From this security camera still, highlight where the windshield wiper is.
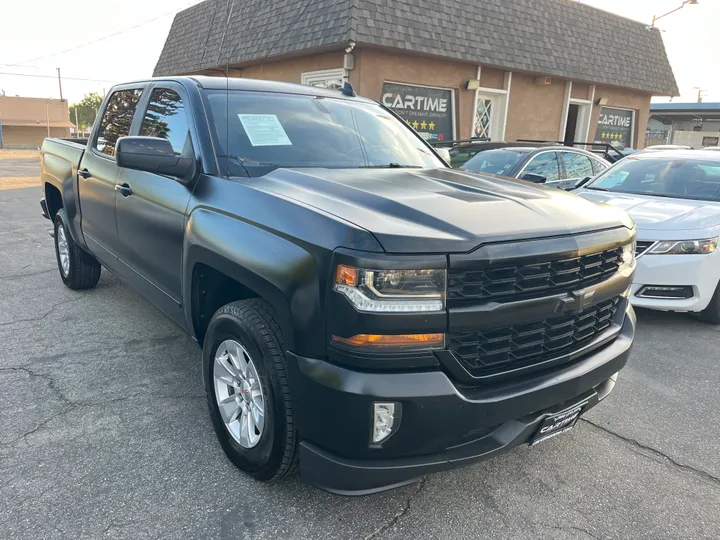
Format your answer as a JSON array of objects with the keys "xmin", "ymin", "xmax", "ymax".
[
  {"xmin": 359, "ymin": 163, "xmax": 422, "ymax": 169},
  {"xmin": 585, "ymin": 186, "xmax": 610, "ymax": 191}
]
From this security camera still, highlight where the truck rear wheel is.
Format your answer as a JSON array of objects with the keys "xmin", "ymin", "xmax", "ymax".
[
  {"xmin": 54, "ymin": 209, "xmax": 101, "ymax": 290},
  {"xmin": 203, "ymin": 299, "xmax": 298, "ymax": 480}
]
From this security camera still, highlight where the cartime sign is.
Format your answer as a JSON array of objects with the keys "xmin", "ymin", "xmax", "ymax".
[
  {"xmin": 593, "ymin": 107, "xmax": 634, "ymax": 148},
  {"xmin": 381, "ymin": 82, "xmax": 454, "ymax": 142}
]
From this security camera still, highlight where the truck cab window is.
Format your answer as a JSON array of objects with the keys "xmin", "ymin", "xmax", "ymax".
[
  {"xmin": 140, "ymin": 88, "xmax": 189, "ymax": 155},
  {"xmin": 95, "ymin": 89, "xmax": 143, "ymax": 157}
]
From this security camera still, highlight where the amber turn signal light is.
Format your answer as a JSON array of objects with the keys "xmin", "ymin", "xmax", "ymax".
[
  {"xmin": 335, "ymin": 264, "xmax": 359, "ymax": 287},
  {"xmin": 331, "ymin": 333, "xmax": 445, "ymax": 350}
]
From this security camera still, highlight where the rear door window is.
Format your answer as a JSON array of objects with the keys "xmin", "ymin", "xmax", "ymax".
[
  {"xmin": 590, "ymin": 156, "xmax": 608, "ymax": 175},
  {"xmin": 95, "ymin": 89, "xmax": 144, "ymax": 157},
  {"xmin": 522, "ymin": 152, "xmax": 560, "ymax": 181},
  {"xmin": 139, "ymin": 88, "xmax": 190, "ymax": 155},
  {"xmin": 560, "ymin": 152, "xmax": 594, "ymax": 179}
]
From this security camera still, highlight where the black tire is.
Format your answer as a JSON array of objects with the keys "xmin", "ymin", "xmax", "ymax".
[
  {"xmin": 54, "ymin": 209, "xmax": 101, "ymax": 290},
  {"xmin": 203, "ymin": 299, "xmax": 298, "ymax": 481},
  {"xmin": 698, "ymin": 281, "xmax": 720, "ymax": 324}
]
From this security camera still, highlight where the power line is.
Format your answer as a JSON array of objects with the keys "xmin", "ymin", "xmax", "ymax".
[
  {"xmin": 0, "ymin": 0, "xmax": 204, "ymax": 68},
  {"xmin": 0, "ymin": 72, "xmax": 116, "ymax": 83}
]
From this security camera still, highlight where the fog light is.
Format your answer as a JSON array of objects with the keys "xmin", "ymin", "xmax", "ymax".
[{"xmin": 372, "ymin": 403, "xmax": 397, "ymax": 444}]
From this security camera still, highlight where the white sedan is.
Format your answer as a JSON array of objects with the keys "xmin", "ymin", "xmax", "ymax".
[{"xmin": 575, "ymin": 150, "xmax": 720, "ymax": 323}]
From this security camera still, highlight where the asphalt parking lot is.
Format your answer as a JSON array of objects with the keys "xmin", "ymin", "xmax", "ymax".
[{"xmin": 1, "ymin": 186, "xmax": 719, "ymax": 540}]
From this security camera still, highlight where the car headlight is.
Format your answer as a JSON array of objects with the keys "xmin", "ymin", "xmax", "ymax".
[
  {"xmin": 620, "ymin": 241, "xmax": 636, "ymax": 270},
  {"xmin": 647, "ymin": 238, "xmax": 718, "ymax": 255},
  {"xmin": 334, "ymin": 265, "xmax": 446, "ymax": 312}
]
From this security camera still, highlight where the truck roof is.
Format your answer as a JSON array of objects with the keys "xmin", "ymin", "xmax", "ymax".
[{"xmin": 115, "ymin": 75, "xmax": 375, "ymax": 103}]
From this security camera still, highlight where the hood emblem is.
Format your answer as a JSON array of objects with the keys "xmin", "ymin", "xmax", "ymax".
[{"xmin": 554, "ymin": 289, "xmax": 596, "ymax": 314}]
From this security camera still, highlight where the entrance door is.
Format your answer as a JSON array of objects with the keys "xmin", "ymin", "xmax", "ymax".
[
  {"xmin": 564, "ymin": 104, "xmax": 579, "ymax": 145},
  {"xmin": 565, "ymin": 100, "xmax": 592, "ymax": 145},
  {"xmin": 473, "ymin": 93, "xmax": 506, "ymax": 141}
]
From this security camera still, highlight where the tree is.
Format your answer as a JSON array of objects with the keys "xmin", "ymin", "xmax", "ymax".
[{"xmin": 68, "ymin": 92, "xmax": 104, "ymax": 131}]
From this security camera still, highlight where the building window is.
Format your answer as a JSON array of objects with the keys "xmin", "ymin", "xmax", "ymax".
[
  {"xmin": 474, "ymin": 98, "xmax": 493, "ymax": 139},
  {"xmin": 301, "ymin": 69, "xmax": 346, "ymax": 90}
]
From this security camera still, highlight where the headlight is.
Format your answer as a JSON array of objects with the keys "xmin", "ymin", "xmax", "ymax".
[
  {"xmin": 647, "ymin": 238, "xmax": 718, "ymax": 255},
  {"xmin": 620, "ymin": 241, "xmax": 636, "ymax": 270},
  {"xmin": 334, "ymin": 265, "xmax": 446, "ymax": 312}
]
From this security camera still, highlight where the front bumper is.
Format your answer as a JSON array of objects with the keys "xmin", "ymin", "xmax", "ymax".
[
  {"xmin": 288, "ymin": 304, "xmax": 635, "ymax": 495},
  {"xmin": 631, "ymin": 251, "xmax": 720, "ymax": 312}
]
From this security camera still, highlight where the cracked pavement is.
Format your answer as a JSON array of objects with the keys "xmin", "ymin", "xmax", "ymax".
[{"xmin": 1, "ymin": 186, "xmax": 719, "ymax": 539}]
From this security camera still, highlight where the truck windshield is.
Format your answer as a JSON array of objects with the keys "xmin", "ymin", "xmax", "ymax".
[
  {"xmin": 203, "ymin": 90, "xmax": 444, "ymax": 176},
  {"xmin": 585, "ymin": 157, "xmax": 720, "ymax": 201}
]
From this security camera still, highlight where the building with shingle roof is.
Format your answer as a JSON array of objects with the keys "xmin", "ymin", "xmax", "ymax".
[{"xmin": 154, "ymin": 0, "xmax": 678, "ymax": 148}]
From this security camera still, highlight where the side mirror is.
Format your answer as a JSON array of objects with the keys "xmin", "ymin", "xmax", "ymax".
[
  {"xmin": 519, "ymin": 172, "xmax": 547, "ymax": 183},
  {"xmin": 115, "ymin": 136, "xmax": 196, "ymax": 184}
]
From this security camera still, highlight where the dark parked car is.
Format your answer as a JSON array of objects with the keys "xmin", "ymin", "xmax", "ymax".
[
  {"xmin": 447, "ymin": 141, "xmax": 545, "ymax": 168},
  {"xmin": 460, "ymin": 145, "xmax": 610, "ymax": 189},
  {"xmin": 39, "ymin": 76, "xmax": 636, "ymax": 495}
]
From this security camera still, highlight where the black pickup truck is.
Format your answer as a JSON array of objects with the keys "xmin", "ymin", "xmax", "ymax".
[{"xmin": 40, "ymin": 76, "xmax": 636, "ymax": 494}]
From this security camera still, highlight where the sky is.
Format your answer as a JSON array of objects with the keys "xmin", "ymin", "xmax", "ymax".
[{"xmin": 0, "ymin": 0, "xmax": 717, "ymax": 105}]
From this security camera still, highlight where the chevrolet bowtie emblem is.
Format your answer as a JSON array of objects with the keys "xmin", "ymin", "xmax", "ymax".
[{"xmin": 554, "ymin": 289, "xmax": 596, "ymax": 314}]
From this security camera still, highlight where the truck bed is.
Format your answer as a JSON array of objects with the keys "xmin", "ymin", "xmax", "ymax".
[{"xmin": 40, "ymin": 137, "xmax": 87, "ymax": 239}]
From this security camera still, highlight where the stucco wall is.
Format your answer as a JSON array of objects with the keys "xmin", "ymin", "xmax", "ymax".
[
  {"xmin": 571, "ymin": 83, "xmax": 591, "ymax": 100},
  {"xmin": 504, "ymin": 73, "xmax": 567, "ymax": 142},
  {"xmin": 201, "ymin": 51, "xmax": 345, "ymax": 84},
  {"xmin": 480, "ymin": 68, "xmax": 505, "ymax": 90},
  {"xmin": 354, "ymin": 48, "xmax": 477, "ymax": 139},
  {"xmin": 1, "ymin": 126, "xmax": 70, "ymax": 148},
  {"xmin": 197, "ymin": 48, "xmax": 654, "ymax": 148},
  {"xmin": 0, "ymin": 96, "xmax": 68, "ymax": 125}
]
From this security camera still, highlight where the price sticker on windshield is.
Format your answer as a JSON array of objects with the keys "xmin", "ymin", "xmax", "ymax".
[{"xmin": 238, "ymin": 114, "xmax": 292, "ymax": 147}]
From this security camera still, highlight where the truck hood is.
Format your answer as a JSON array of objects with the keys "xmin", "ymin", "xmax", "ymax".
[
  {"xmin": 255, "ymin": 168, "xmax": 634, "ymax": 253},
  {"xmin": 575, "ymin": 189, "xmax": 720, "ymax": 233}
]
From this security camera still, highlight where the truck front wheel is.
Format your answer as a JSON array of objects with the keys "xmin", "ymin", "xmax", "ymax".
[
  {"xmin": 54, "ymin": 209, "xmax": 101, "ymax": 290},
  {"xmin": 203, "ymin": 299, "xmax": 298, "ymax": 480}
]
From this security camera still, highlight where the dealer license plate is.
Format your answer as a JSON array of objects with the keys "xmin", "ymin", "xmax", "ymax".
[{"xmin": 530, "ymin": 400, "xmax": 588, "ymax": 446}]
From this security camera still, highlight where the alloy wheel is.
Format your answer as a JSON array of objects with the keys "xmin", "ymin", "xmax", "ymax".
[{"xmin": 213, "ymin": 339, "xmax": 266, "ymax": 448}]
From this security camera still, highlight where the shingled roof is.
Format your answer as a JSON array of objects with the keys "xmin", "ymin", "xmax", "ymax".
[{"xmin": 153, "ymin": 0, "xmax": 679, "ymax": 96}]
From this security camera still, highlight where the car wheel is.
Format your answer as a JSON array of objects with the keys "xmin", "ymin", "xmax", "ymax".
[
  {"xmin": 203, "ymin": 299, "xmax": 298, "ymax": 480},
  {"xmin": 54, "ymin": 209, "xmax": 101, "ymax": 290},
  {"xmin": 698, "ymin": 281, "xmax": 720, "ymax": 325}
]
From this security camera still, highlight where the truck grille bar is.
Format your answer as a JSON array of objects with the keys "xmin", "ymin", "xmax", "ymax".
[
  {"xmin": 448, "ymin": 246, "xmax": 623, "ymax": 304},
  {"xmin": 448, "ymin": 296, "xmax": 620, "ymax": 378}
]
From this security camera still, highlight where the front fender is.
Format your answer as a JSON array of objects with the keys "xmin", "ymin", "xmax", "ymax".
[{"xmin": 183, "ymin": 208, "xmax": 325, "ymax": 356}]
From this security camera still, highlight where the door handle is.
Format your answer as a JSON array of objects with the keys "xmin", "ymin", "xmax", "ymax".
[
  {"xmin": 79, "ymin": 168, "xmax": 91, "ymax": 179},
  {"xmin": 115, "ymin": 183, "xmax": 133, "ymax": 197}
]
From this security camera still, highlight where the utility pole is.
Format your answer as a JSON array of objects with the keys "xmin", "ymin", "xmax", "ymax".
[
  {"xmin": 57, "ymin": 67, "xmax": 64, "ymax": 102},
  {"xmin": 75, "ymin": 107, "xmax": 80, "ymax": 138},
  {"xmin": 45, "ymin": 100, "xmax": 51, "ymax": 138}
]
